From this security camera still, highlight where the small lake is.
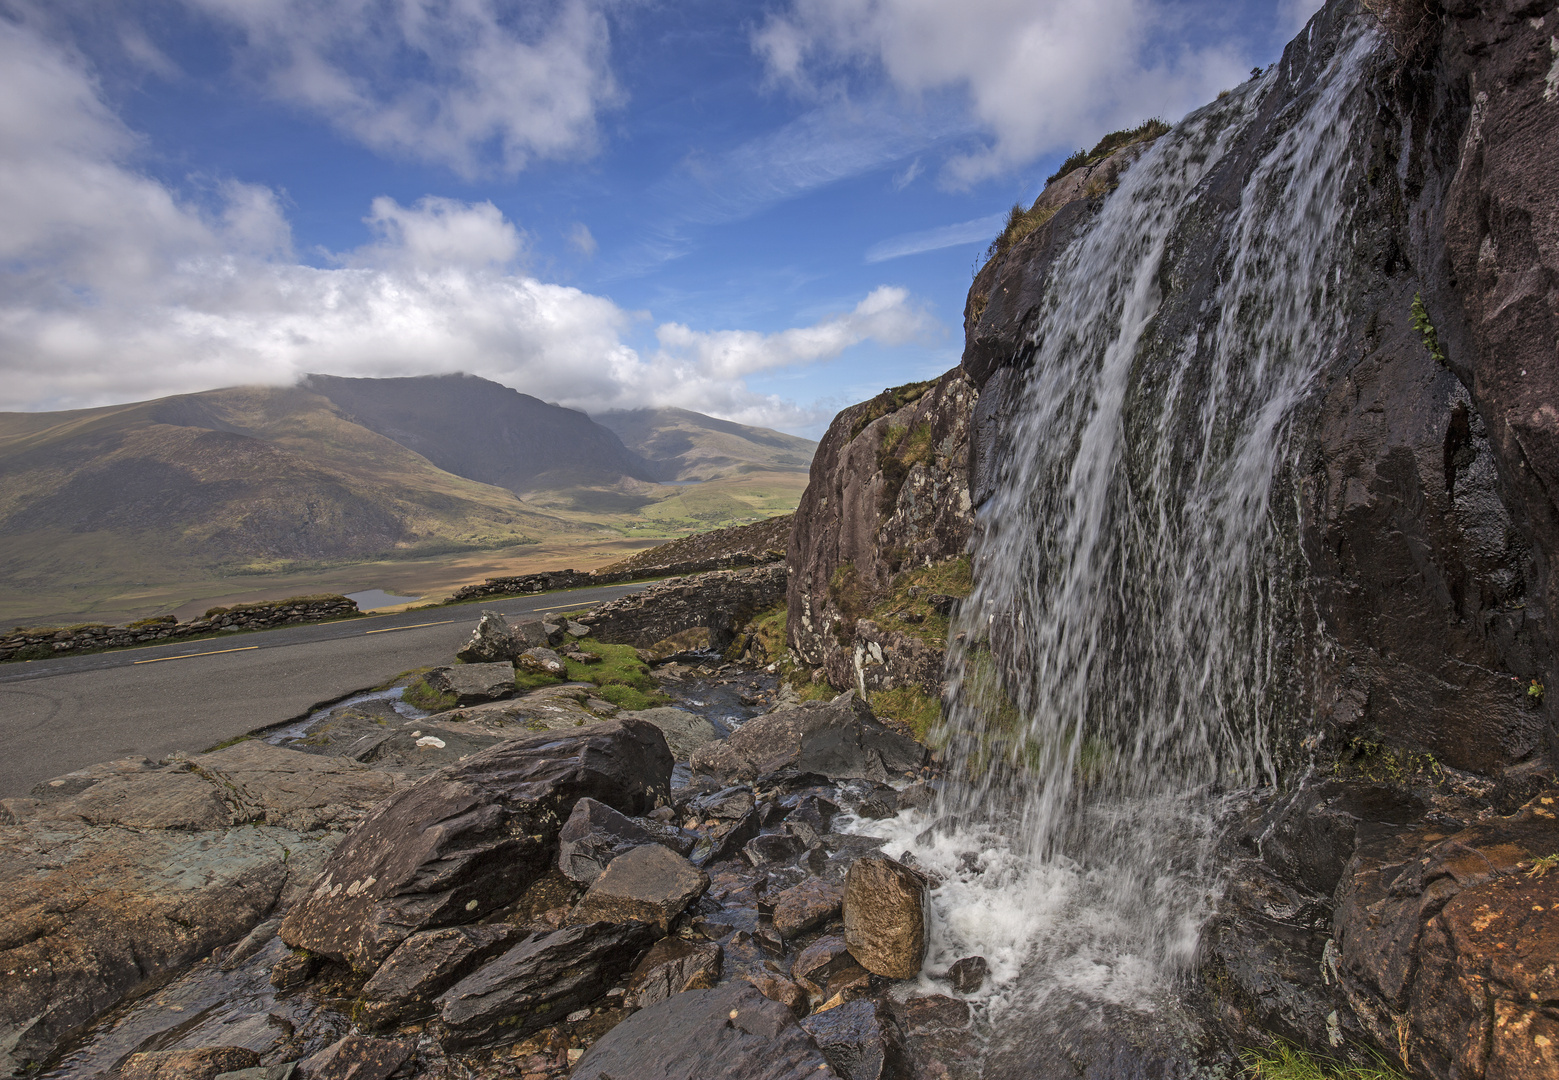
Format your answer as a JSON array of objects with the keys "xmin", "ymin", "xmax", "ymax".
[{"xmin": 346, "ymin": 589, "xmax": 421, "ymax": 610}]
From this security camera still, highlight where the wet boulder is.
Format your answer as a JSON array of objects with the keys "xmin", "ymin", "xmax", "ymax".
[
  {"xmin": 356, "ymin": 924, "xmax": 515, "ymax": 1030},
  {"xmin": 773, "ymin": 876, "xmax": 845, "ymax": 939},
  {"xmin": 742, "ymin": 831, "xmax": 808, "ymax": 868},
  {"xmin": 295, "ymin": 1035, "xmax": 413, "ymax": 1080},
  {"xmin": 435, "ymin": 921, "xmax": 656, "ymax": 1050},
  {"xmin": 1334, "ymin": 789, "xmax": 1559, "ymax": 1080},
  {"xmin": 843, "ymin": 855, "xmax": 928, "ymax": 979},
  {"xmin": 947, "ymin": 955, "xmax": 988, "ymax": 994},
  {"xmin": 427, "ymin": 662, "xmax": 516, "ymax": 705},
  {"xmin": 571, "ymin": 983, "xmax": 841, "ymax": 1080},
  {"xmin": 690, "ymin": 692, "xmax": 926, "ymax": 784},
  {"xmin": 746, "ymin": 972, "xmax": 809, "ymax": 1017},
  {"xmin": 558, "ymin": 796, "xmax": 694, "ymax": 886},
  {"xmin": 278, "ymin": 718, "xmax": 672, "ymax": 970},
  {"xmin": 800, "ymin": 998, "xmax": 905, "ymax": 1080},
  {"xmin": 456, "ymin": 611, "xmax": 521, "ymax": 663},
  {"xmin": 569, "ymin": 843, "xmax": 709, "ymax": 934},
  {"xmin": 793, "ymin": 935, "xmax": 856, "ymax": 989},
  {"xmin": 624, "ymin": 937, "xmax": 723, "ymax": 1008}
]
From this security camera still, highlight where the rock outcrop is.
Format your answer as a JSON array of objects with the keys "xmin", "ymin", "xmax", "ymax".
[
  {"xmin": 278, "ymin": 718, "xmax": 673, "ymax": 970},
  {"xmin": 787, "ymin": 375, "xmax": 978, "ymax": 695}
]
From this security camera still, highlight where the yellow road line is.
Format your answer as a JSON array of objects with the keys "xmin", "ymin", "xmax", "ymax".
[
  {"xmin": 364, "ymin": 619, "xmax": 455, "ymax": 635},
  {"xmin": 133, "ymin": 646, "xmax": 260, "ymax": 665}
]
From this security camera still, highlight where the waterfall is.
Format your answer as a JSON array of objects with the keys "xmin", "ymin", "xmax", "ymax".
[{"xmin": 845, "ymin": 16, "xmax": 1379, "ymax": 1054}]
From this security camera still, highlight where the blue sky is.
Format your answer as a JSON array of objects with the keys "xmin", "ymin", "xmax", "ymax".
[{"xmin": 0, "ymin": 0, "xmax": 1321, "ymax": 436}]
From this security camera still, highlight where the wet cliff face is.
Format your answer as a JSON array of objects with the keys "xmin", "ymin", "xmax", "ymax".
[{"xmin": 958, "ymin": 0, "xmax": 1558, "ymax": 781}]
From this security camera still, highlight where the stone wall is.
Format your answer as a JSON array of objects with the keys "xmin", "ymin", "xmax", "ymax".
[
  {"xmin": 579, "ymin": 565, "xmax": 788, "ymax": 650},
  {"xmin": 0, "ymin": 595, "xmax": 360, "ymax": 662}
]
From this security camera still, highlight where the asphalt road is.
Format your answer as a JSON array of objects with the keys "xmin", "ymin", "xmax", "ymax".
[{"xmin": 0, "ymin": 584, "xmax": 645, "ymax": 798}]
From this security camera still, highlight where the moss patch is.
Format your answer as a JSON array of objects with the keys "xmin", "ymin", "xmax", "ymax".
[
  {"xmin": 846, "ymin": 380, "xmax": 937, "ymax": 444},
  {"xmin": 870, "ymin": 685, "xmax": 940, "ymax": 742},
  {"xmin": 560, "ymin": 639, "xmax": 671, "ymax": 709},
  {"xmin": 1331, "ymin": 736, "xmax": 1444, "ymax": 786},
  {"xmin": 866, "ymin": 556, "xmax": 973, "ymax": 649},
  {"xmin": 404, "ymin": 679, "xmax": 458, "ymax": 713}
]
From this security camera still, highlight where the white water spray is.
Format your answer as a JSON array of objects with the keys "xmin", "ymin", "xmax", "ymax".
[{"xmin": 849, "ymin": 22, "xmax": 1379, "ymax": 1041}]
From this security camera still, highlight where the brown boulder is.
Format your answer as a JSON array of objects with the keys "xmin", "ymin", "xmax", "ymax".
[
  {"xmin": 278, "ymin": 718, "xmax": 672, "ymax": 970},
  {"xmin": 1335, "ymin": 790, "xmax": 1559, "ymax": 1079},
  {"xmin": 843, "ymin": 855, "xmax": 928, "ymax": 979},
  {"xmin": 356, "ymin": 924, "xmax": 515, "ymax": 1030},
  {"xmin": 296, "ymin": 1035, "xmax": 413, "ymax": 1080},
  {"xmin": 773, "ymin": 875, "xmax": 845, "ymax": 939}
]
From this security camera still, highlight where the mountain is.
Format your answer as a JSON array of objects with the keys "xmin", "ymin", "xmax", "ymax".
[
  {"xmin": 0, "ymin": 376, "xmax": 816, "ymax": 624},
  {"xmin": 593, "ymin": 407, "xmax": 817, "ymax": 481},
  {"xmin": 302, "ymin": 373, "xmax": 655, "ymax": 492}
]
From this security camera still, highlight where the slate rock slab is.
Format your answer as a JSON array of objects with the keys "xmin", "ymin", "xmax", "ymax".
[
  {"xmin": 623, "ymin": 937, "xmax": 723, "ymax": 1008},
  {"xmin": 558, "ymin": 797, "xmax": 694, "ymax": 886},
  {"xmin": 793, "ymin": 935, "xmax": 856, "ymax": 989},
  {"xmin": 620, "ymin": 707, "xmax": 721, "ymax": 759},
  {"xmin": 428, "ymin": 662, "xmax": 516, "ymax": 705},
  {"xmin": 690, "ymin": 692, "xmax": 926, "ymax": 783},
  {"xmin": 571, "ymin": 983, "xmax": 841, "ymax": 1080},
  {"xmin": 435, "ymin": 921, "xmax": 656, "ymax": 1050},
  {"xmin": 278, "ymin": 719, "xmax": 672, "ymax": 970},
  {"xmin": 295, "ymin": 1035, "xmax": 412, "ymax": 1080},
  {"xmin": 0, "ymin": 822, "xmax": 316, "ymax": 1078},
  {"xmin": 191, "ymin": 740, "xmax": 407, "ymax": 832},
  {"xmin": 843, "ymin": 855, "xmax": 928, "ymax": 979},
  {"xmin": 120, "ymin": 1047, "xmax": 262, "ymax": 1080},
  {"xmin": 357, "ymin": 924, "xmax": 515, "ymax": 1029},
  {"xmin": 569, "ymin": 843, "xmax": 709, "ymax": 933}
]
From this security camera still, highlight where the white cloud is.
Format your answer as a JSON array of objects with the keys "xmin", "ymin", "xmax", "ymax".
[
  {"xmin": 0, "ymin": 18, "xmax": 927, "ymax": 433},
  {"xmin": 865, "ymin": 213, "xmax": 1004, "ymax": 263},
  {"xmin": 568, "ymin": 222, "xmax": 598, "ymax": 257},
  {"xmin": 754, "ymin": 0, "xmax": 1251, "ymax": 186},
  {"xmin": 177, "ymin": 0, "xmax": 622, "ymax": 177}
]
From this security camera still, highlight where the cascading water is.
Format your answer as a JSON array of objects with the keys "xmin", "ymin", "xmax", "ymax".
[{"xmin": 844, "ymin": 16, "xmax": 1380, "ymax": 1068}]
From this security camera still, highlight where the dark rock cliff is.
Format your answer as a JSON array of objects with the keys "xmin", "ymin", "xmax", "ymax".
[{"xmin": 785, "ymin": 1, "xmax": 1559, "ymax": 1074}]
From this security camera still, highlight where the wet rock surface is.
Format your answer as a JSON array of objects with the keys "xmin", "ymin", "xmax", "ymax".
[
  {"xmin": 571, "ymin": 984, "xmax": 841, "ymax": 1080},
  {"xmin": 690, "ymin": 691, "xmax": 926, "ymax": 784},
  {"xmin": 567, "ymin": 842, "xmax": 709, "ymax": 933}
]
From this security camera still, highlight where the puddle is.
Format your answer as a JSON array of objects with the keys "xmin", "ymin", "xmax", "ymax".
[
  {"xmin": 263, "ymin": 688, "xmax": 430, "ymax": 746},
  {"xmin": 345, "ymin": 589, "xmax": 421, "ymax": 610}
]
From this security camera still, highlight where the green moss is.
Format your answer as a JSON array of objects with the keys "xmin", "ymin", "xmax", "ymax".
[
  {"xmin": 1332, "ymin": 736, "xmax": 1444, "ymax": 785},
  {"xmin": 846, "ymin": 380, "xmax": 937, "ymax": 444},
  {"xmin": 877, "ymin": 421, "xmax": 937, "ymax": 522},
  {"xmin": 514, "ymin": 669, "xmax": 565, "ymax": 693},
  {"xmin": 1242, "ymin": 1040, "xmax": 1408, "ymax": 1080},
  {"xmin": 1410, "ymin": 292, "xmax": 1447, "ymax": 365},
  {"xmin": 869, "ymin": 685, "xmax": 940, "ymax": 742},
  {"xmin": 865, "ymin": 555, "xmax": 973, "ymax": 649},
  {"xmin": 560, "ymin": 639, "xmax": 671, "ymax": 708},
  {"xmin": 745, "ymin": 603, "xmax": 787, "ymax": 664},
  {"xmin": 404, "ymin": 679, "xmax": 458, "ymax": 713}
]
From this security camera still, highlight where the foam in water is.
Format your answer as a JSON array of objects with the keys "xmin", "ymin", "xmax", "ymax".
[{"xmin": 845, "ymin": 20, "xmax": 1378, "ymax": 1035}]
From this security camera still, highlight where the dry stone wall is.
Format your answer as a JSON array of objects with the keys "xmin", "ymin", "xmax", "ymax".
[{"xmin": 0, "ymin": 595, "xmax": 360, "ymax": 662}]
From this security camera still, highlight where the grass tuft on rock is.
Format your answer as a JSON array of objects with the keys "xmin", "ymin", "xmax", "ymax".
[
  {"xmin": 870, "ymin": 685, "xmax": 941, "ymax": 742},
  {"xmin": 404, "ymin": 679, "xmax": 457, "ymax": 713},
  {"xmin": 1242, "ymin": 1041, "xmax": 1408, "ymax": 1080}
]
